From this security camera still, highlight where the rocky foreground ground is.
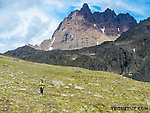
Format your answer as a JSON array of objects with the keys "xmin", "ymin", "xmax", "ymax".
[{"xmin": 0, "ymin": 55, "xmax": 150, "ymax": 112}]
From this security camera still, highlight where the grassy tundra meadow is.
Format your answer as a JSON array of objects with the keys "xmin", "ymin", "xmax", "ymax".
[{"xmin": 0, "ymin": 55, "xmax": 150, "ymax": 112}]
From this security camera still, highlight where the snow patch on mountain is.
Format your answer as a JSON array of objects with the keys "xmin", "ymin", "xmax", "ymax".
[
  {"xmin": 94, "ymin": 24, "xmax": 97, "ymax": 27},
  {"xmin": 96, "ymin": 41, "xmax": 99, "ymax": 45},
  {"xmin": 72, "ymin": 57, "xmax": 77, "ymax": 60},
  {"xmin": 49, "ymin": 37, "xmax": 55, "ymax": 50},
  {"xmin": 133, "ymin": 48, "xmax": 136, "ymax": 52},
  {"xmin": 101, "ymin": 27, "xmax": 105, "ymax": 33}
]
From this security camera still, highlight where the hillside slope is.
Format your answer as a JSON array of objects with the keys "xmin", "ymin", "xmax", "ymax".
[{"xmin": 0, "ymin": 55, "xmax": 150, "ymax": 112}]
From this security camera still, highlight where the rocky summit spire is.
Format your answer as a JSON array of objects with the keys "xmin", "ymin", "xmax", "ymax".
[
  {"xmin": 79, "ymin": 3, "xmax": 92, "ymax": 14},
  {"xmin": 105, "ymin": 8, "xmax": 112, "ymax": 12},
  {"xmin": 80, "ymin": 3, "xmax": 90, "ymax": 12},
  {"xmin": 79, "ymin": 3, "xmax": 93, "ymax": 22}
]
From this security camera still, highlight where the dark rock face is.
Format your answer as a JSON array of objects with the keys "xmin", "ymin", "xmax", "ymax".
[
  {"xmin": 115, "ymin": 17, "xmax": 150, "ymax": 81},
  {"xmin": 92, "ymin": 10, "xmax": 137, "ymax": 36},
  {"xmin": 29, "ymin": 3, "xmax": 137, "ymax": 51}
]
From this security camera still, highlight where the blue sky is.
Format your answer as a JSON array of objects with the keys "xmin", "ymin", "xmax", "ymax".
[{"xmin": 0, "ymin": 0, "xmax": 149, "ymax": 53}]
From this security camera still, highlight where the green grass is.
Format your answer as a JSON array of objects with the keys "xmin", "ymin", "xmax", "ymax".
[{"xmin": 0, "ymin": 55, "xmax": 150, "ymax": 113}]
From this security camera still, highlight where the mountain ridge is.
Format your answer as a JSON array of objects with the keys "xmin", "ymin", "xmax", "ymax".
[
  {"xmin": 28, "ymin": 3, "xmax": 137, "ymax": 51},
  {"xmin": 4, "ymin": 17, "xmax": 150, "ymax": 82}
]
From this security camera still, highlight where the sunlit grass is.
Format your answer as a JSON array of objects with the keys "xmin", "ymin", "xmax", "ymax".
[{"xmin": 0, "ymin": 55, "xmax": 150, "ymax": 112}]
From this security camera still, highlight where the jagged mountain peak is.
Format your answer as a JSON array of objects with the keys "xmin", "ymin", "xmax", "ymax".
[
  {"xmin": 28, "ymin": 3, "xmax": 137, "ymax": 51},
  {"xmin": 104, "ymin": 8, "xmax": 116, "ymax": 16},
  {"xmin": 104, "ymin": 8, "xmax": 113, "ymax": 13},
  {"xmin": 118, "ymin": 13, "xmax": 133, "ymax": 18},
  {"xmin": 80, "ymin": 3, "xmax": 90, "ymax": 11},
  {"xmin": 79, "ymin": 3, "xmax": 92, "ymax": 19}
]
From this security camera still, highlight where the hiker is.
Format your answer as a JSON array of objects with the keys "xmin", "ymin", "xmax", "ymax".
[{"xmin": 40, "ymin": 79, "xmax": 45, "ymax": 95}]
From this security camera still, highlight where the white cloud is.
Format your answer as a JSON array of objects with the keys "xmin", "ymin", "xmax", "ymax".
[
  {"xmin": 0, "ymin": 8, "xmax": 50, "ymax": 39},
  {"xmin": 41, "ymin": 0, "xmax": 65, "ymax": 8},
  {"xmin": 114, "ymin": 1, "xmax": 145, "ymax": 15},
  {"xmin": 0, "ymin": 6, "xmax": 59, "ymax": 52},
  {"xmin": 18, "ymin": 8, "xmax": 49, "ymax": 23},
  {"xmin": 29, "ymin": 19, "xmax": 59, "ymax": 45}
]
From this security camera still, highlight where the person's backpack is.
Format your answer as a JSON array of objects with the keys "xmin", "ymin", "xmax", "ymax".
[{"xmin": 40, "ymin": 79, "xmax": 46, "ymax": 89}]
